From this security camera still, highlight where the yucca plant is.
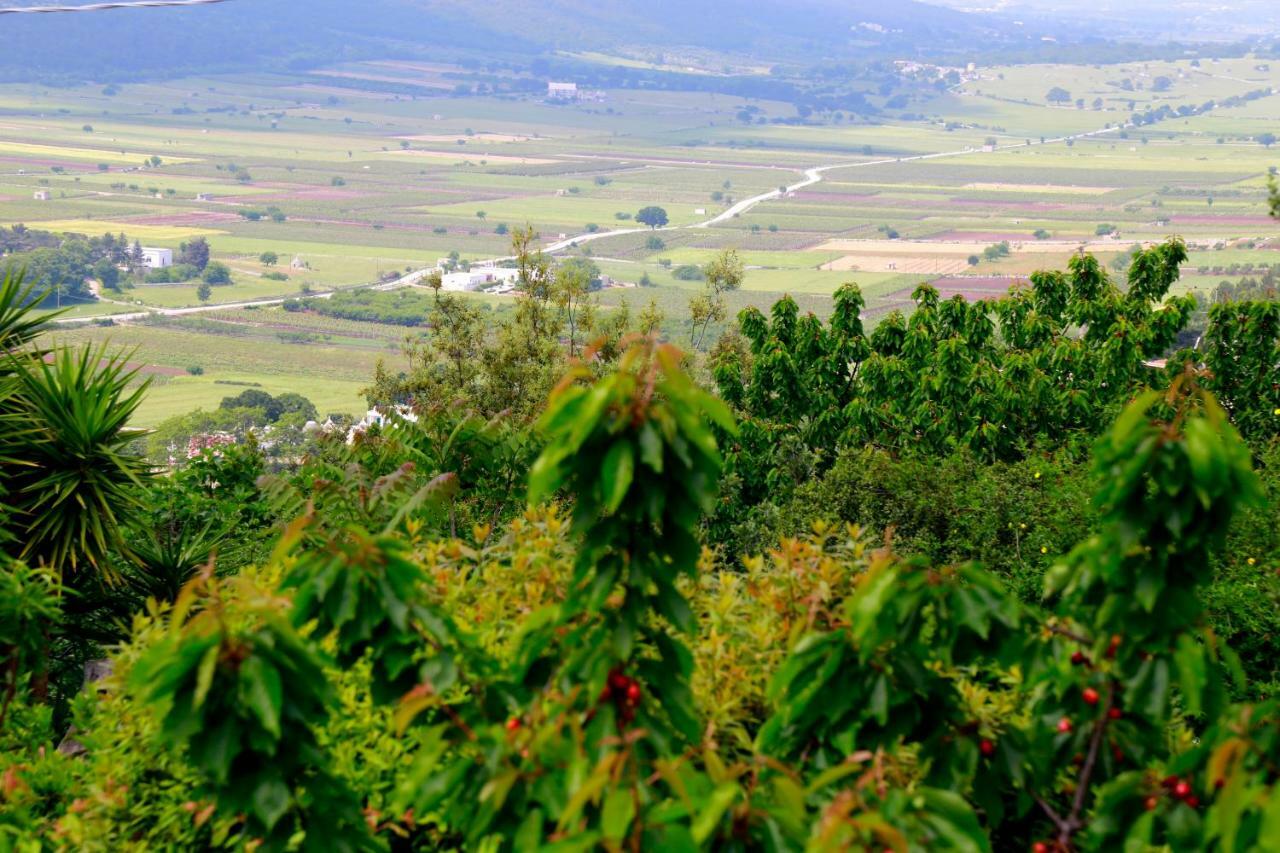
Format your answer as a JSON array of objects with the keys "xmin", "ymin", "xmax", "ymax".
[
  {"xmin": 7, "ymin": 344, "xmax": 152, "ymax": 577},
  {"xmin": 0, "ymin": 270, "xmax": 56, "ymax": 548}
]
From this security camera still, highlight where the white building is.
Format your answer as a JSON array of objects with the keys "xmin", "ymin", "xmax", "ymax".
[
  {"xmin": 548, "ymin": 82, "xmax": 578, "ymax": 99},
  {"xmin": 33, "ymin": 190, "xmax": 50, "ymax": 201},
  {"xmin": 195, "ymin": 192, "xmax": 213, "ymax": 201},
  {"xmin": 140, "ymin": 247, "xmax": 173, "ymax": 269},
  {"xmin": 442, "ymin": 267, "xmax": 521, "ymax": 292}
]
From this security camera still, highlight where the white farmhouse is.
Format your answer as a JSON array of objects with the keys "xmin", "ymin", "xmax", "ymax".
[
  {"xmin": 442, "ymin": 267, "xmax": 521, "ymax": 292},
  {"xmin": 547, "ymin": 82, "xmax": 578, "ymax": 99},
  {"xmin": 140, "ymin": 247, "xmax": 173, "ymax": 269},
  {"xmin": 33, "ymin": 190, "xmax": 51, "ymax": 201}
]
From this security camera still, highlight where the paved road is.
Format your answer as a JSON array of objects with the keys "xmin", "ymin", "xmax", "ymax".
[
  {"xmin": 54, "ymin": 122, "xmax": 1122, "ymax": 327},
  {"xmin": 53, "ymin": 266, "xmax": 431, "ymax": 325}
]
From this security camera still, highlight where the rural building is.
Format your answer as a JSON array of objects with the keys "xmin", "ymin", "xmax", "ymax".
[
  {"xmin": 32, "ymin": 190, "xmax": 50, "ymax": 201},
  {"xmin": 695, "ymin": 207, "xmax": 706, "ymax": 215},
  {"xmin": 546, "ymin": 81, "xmax": 606, "ymax": 103},
  {"xmin": 140, "ymin": 247, "xmax": 173, "ymax": 269},
  {"xmin": 195, "ymin": 192, "xmax": 213, "ymax": 201},
  {"xmin": 442, "ymin": 267, "xmax": 521, "ymax": 292},
  {"xmin": 291, "ymin": 255, "xmax": 307, "ymax": 270}
]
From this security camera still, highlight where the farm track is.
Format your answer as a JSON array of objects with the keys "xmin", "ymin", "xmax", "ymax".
[{"xmin": 54, "ymin": 121, "xmax": 1124, "ymax": 328}]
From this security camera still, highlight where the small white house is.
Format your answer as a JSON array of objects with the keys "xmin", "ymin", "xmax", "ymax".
[
  {"xmin": 195, "ymin": 192, "xmax": 213, "ymax": 201},
  {"xmin": 548, "ymin": 82, "xmax": 578, "ymax": 99},
  {"xmin": 33, "ymin": 190, "xmax": 50, "ymax": 201},
  {"xmin": 442, "ymin": 267, "xmax": 521, "ymax": 292},
  {"xmin": 141, "ymin": 247, "xmax": 173, "ymax": 269},
  {"xmin": 442, "ymin": 271, "xmax": 483, "ymax": 292}
]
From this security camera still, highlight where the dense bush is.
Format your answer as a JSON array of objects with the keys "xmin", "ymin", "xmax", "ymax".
[
  {"xmin": 3, "ymin": 239, "xmax": 1280, "ymax": 850},
  {"xmin": 295, "ymin": 289, "xmax": 441, "ymax": 326}
]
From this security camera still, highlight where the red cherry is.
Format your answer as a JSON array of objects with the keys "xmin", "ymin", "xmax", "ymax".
[
  {"xmin": 1185, "ymin": 795, "xmax": 1200, "ymax": 809},
  {"xmin": 1070, "ymin": 651, "xmax": 1087, "ymax": 665},
  {"xmin": 1032, "ymin": 843, "xmax": 1049, "ymax": 853},
  {"xmin": 1112, "ymin": 746, "xmax": 1124, "ymax": 763},
  {"xmin": 980, "ymin": 739, "xmax": 996, "ymax": 757},
  {"xmin": 1106, "ymin": 635, "xmax": 1121, "ymax": 658},
  {"xmin": 1057, "ymin": 717, "xmax": 1073, "ymax": 733},
  {"xmin": 625, "ymin": 683, "xmax": 642, "ymax": 704},
  {"xmin": 1144, "ymin": 795, "xmax": 1159, "ymax": 811},
  {"xmin": 1214, "ymin": 778, "xmax": 1226, "ymax": 790},
  {"xmin": 1082, "ymin": 687, "xmax": 1100, "ymax": 705},
  {"xmin": 609, "ymin": 672, "xmax": 628, "ymax": 690},
  {"xmin": 1107, "ymin": 707, "xmax": 1122, "ymax": 720},
  {"xmin": 505, "ymin": 717, "xmax": 521, "ymax": 731},
  {"xmin": 1162, "ymin": 775, "xmax": 1179, "ymax": 789},
  {"xmin": 1173, "ymin": 780, "xmax": 1191, "ymax": 799}
]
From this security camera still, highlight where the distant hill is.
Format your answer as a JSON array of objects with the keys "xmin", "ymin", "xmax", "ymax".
[
  {"xmin": 0, "ymin": 0, "xmax": 1014, "ymax": 83},
  {"xmin": 418, "ymin": 0, "xmax": 1002, "ymax": 58}
]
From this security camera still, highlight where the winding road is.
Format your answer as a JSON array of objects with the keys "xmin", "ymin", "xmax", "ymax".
[{"xmin": 54, "ymin": 122, "xmax": 1123, "ymax": 327}]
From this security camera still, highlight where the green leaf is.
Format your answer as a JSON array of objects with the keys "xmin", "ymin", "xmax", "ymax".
[
  {"xmin": 601, "ymin": 440, "xmax": 635, "ymax": 514},
  {"xmin": 193, "ymin": 641, "xmax": 220, "ymax": 709},
  {"xmin": 601, "ymin": 785, "xmax": 636, "ymax": 842},
  {"xmin": 252, "ymin": 776, "xmax": 291, "ymax": 831},
  {"xmin": 1173, "ymin": 635, "xmax": 1207, "ymax": 717},
  {"xmin": 637, "ymin": 421, "xmax": 664, "ymax": 473},
  {"xmin": 240, "ymin": 655, "xmax": 284, "ymax": 740},
  {"xmin": 690, "ymin": 783, "xmax": 738, "ymax": 844},
  {"xmin": 919, "ymin": 788, "xmax": 991, "ymax": 853}
]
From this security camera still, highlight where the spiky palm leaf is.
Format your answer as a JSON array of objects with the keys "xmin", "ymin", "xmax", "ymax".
[
  {"xmin": 0, "ymin": 269, "xmax": 57, "ymax": 543},
  {"xmin": 8, "ymin": 344, "xmax": 152, "ymax": 576},
  {"xmin": 124, "ymin": 515, "xmax": 224, "ymax": 603},
  {"xmin": 0, "ymin": 269, "xmax": 56, "ymax": 358}
]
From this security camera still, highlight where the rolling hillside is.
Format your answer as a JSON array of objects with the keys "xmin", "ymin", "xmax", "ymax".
[{"xmin": 0, "ymin": 0, "xmax": 1020, "ymax": 82}]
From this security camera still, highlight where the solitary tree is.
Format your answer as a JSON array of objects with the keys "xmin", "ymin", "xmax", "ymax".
[
  {"xmin": 178, "ymin": 237, "xmax": 211, "ymax": 271},
  {"xmin": 196, "ymin": 281, "xmax": 212, "ymax": 302},
  {"xmin": 1258, "ymin": 132, "xmax": 1277, "ymax": 148},
  {"xmin": 636, "ymin": 206, "xmax": 669, "ymax": 229},
  {"xmin": 259, "ymin": 251, "xmax": 279, "ymax": 267},
  {"xmin": 689, "ymin": 248, "xmax": 743, "ymax": 350},
  {"xmin": 1046, "ymin": 87, "xmax": 1072, "ymax": 104}
]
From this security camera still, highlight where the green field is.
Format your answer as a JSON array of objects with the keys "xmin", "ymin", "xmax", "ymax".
[{"xmin": 13, "ymin": 55, "xmax": 1280, "ymax": 423}]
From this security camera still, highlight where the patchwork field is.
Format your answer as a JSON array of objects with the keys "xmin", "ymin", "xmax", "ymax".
[{"xmin": 12, "ymin": 54, "xmax": 1280, "ymax": 422}]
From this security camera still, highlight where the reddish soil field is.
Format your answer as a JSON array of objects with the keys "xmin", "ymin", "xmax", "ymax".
[
  {"xmin": 944, "ymin": 198, "xmax": 1072, "ymax": 211},
  {"xmin": 247, "ymin": 188, "xmax": 369, "ymax": 202},
  {"xmin": 928, "ymin": 230, "xmax": 1040, "ymax": 242},
  {"xmin": 793, "ymin": 192, "xmax": 881, "ymax": 204},
  {"xmin": 122, "ymin": 211, "xmax": 243, "ymax": 227},
  {"xmin": 1173, "ymin": 215, "xmax": 1274, "ymax": 226},
  {"xmin": 879, "ymin": 275, "xmax": 1029, "ymax": 302}
]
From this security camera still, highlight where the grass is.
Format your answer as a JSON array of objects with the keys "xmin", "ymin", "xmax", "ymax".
[{"xmin": 131, "ymin": 373, "xmax": 369, "ymax": 426}]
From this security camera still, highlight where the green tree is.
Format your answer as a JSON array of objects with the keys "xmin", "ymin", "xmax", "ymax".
[
  {"xmin": 636, "ymin": 206, "xmax": 669, "ymax": 229},
  {"xmin": 259, "ymin": 251, "xmax": 279, "ymax": 267},
  {"xmin": 92, "ymin": 258, "xmax": 120, "ymax": 291},
  {"xmin": 178, "ymin": 237, "xmax": 211, "ymax": 271},
  {"xmin": 689, "ymin": 248, "xmax": 744, "ymax": 350},
  {"xmin": 202, "ymin": 262, "xmax": 232, "ymax": 285}
]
